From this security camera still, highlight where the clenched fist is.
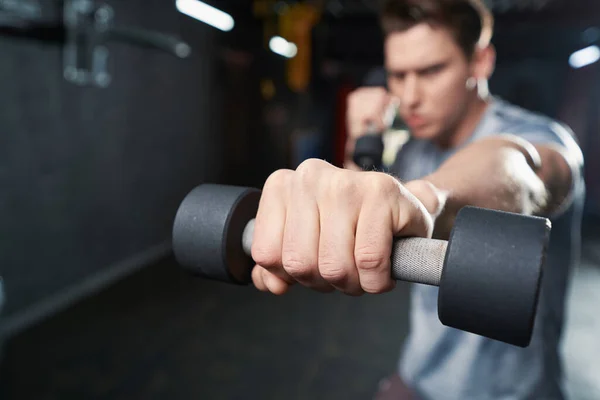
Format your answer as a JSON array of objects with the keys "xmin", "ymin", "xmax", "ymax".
[
  {"xmin": 250, "ymin": 159, "xmax": 436, "ymax": 297},
  {"xmin": 346, "ymin": 86, "xmax": 397, "ymax": 139},
  {"xmin": 345, "ymin": 87, "xmax": 399, "ymax": 170}
]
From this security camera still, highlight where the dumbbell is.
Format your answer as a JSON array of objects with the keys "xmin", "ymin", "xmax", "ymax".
[
  {"xmin": 352, "ymin": 100, "xmax": 398, "ymax": 170},
  {"xmin": 172, "ymin": 184, "xmax": 551, "ymax": 348},
  {"xmin": 353, "ymin": 135, "xmax": 384, "ymax": 170}
]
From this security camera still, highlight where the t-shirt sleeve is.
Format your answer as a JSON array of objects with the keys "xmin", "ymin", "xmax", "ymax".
[{"xmin": 511, "ymin": 120, "xmax": 585, "ymax": 218}]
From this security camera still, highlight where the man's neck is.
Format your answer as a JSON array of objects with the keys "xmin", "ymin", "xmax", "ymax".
[{"xmin": 436, "ymin": 96, "xmax": 491, "ymax": 150}]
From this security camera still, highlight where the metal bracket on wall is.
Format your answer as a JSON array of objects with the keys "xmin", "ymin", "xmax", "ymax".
[
  {"xmin": 63, "ymin": 0, "xmax": 191, "ymax": 87},
  {"xmin": 0, "ymin": 0, "xmax": 41, "ymax": 24},
  {"xmin": 63, "ymin": 0, "xmax": 192, "ymax": 88},
  {"xmin": 63, "ymin": 0, "xmax": 114, "ymax": 87},
  {"xmin": 0, "ymin": 0, "xmax": 192, "ymax": 88}
]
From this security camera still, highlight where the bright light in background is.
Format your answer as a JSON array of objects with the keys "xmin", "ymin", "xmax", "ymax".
[
  {"xmin": 569, "ymin": 45, "xmax": 600, "ymax": 69},
  {"xmin": 176, "ymin": 0, "xmax": 234, "ymax": 32},
  {"xmin": 269, "ymin": 36, "xmax": 298, "ymax": 58}
]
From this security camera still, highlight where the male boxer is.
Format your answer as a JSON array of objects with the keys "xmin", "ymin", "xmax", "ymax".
[{"xmin": 251, "ymin": 0, "xmax": 585, "ymax": 399}]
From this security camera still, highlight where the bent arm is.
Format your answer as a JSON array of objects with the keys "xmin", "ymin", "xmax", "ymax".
[{"xmin": 406, "ymin": 134, "xmax": 580, "ymax": 239}]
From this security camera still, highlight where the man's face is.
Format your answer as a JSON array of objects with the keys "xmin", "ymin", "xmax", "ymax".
[{"xmin": 385, "ymin": 23, "xmax": 475, "ymax": 141}]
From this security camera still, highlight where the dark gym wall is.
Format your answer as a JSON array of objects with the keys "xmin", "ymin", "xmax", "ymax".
[
  {"xmin": 491, "ymin": 59, "xmax": 569, "ymax": 119},
  {"xmin": 0, "ymin": 0, "xmax": 225, "ymax": 331}
]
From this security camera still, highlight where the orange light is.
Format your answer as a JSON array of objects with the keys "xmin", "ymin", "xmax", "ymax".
[{"xmin": 279, "ymin": 4, "xmax": 320, "ymax": 92}]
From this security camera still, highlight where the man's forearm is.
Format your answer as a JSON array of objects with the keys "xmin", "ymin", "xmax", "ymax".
[{"xmin": 405, "ymin": 137, "xmax": 552, "ymax": 240}]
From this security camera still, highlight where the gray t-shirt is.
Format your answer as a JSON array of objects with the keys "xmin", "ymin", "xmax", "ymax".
[{"xmin": 391, "ymin": 97, "xmax": 585, "ymax": 400}]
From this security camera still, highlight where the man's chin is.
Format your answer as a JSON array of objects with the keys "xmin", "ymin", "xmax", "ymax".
[{"xmin": 409, "ymin": 126, "xmax": 439, "ymax": 141}]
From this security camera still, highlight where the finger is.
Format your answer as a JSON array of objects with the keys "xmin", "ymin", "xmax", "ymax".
[
  {"xmin": 348, "ymin": 92, "xmax": 391, "ymax": 137},
  {"xmin": 251, "ymin": 170, "xmax": 294, "ymax": 283},
  {"xmin": 383, "ymin": 97, "xmax": 401, "ymax": 127},
  {"xmin": 349, "ymin": 113, "xmax": 387, "ymax": 138},
  {"xmin": 261, "ymin": 268, "xmax": 292, "ymax": 295},
  {"xmin": 252, "ymin": 266, "xmax": 268, "ymax": 292},
  {"xmin": 354, "ymin": 197, "xmax": 396, "ymax": 294},
  {"xmin": 282, "ymin": 165, "xmax": 333, "ymax": 292},
  {"xmin": 318, "ymin": 192, "xmax": 363, "ymax": 296},
  {"xmin": 366, "ymin": 93, "xmax": 392, "ymax": 131}
]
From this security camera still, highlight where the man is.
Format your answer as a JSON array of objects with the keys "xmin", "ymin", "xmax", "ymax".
[{"xmin": 250, "ymin": 0, "xmax": 585, "ymax": 399}]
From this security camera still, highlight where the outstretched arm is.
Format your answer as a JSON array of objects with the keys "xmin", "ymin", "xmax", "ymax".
[
  {"xmin": 406, "ymin": 134, "xmax": 580, "ymax": 239},
  {"xmin": 249, "ymin": 134, "xmax": 581, "ymax": 296}
]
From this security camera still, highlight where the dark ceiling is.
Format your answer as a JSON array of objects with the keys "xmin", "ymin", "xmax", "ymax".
[
  {"xmin": 214, "ymin": 0, "xmax": 600, "ymax": 21},
  {"xmin": 208, "ymin": 0, "xmax": 600, "ymax": 67}
]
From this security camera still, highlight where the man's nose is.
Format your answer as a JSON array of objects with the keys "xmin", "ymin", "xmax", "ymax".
[{"xmin": 401, "ymin": 75, "xmax": 421, "ymax": 109}]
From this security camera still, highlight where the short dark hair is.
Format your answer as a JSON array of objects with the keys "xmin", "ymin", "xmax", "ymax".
[{"xmin": 379, "ymin": 0, "xmax": 494, "ymax": 59}]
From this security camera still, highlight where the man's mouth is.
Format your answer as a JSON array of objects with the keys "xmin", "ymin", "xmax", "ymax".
[{"xmin": 405, "ymin": 115, "xmax": 427, "ymax": 129}]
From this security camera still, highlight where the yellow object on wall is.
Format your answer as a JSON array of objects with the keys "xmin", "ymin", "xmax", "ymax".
[{"xmin": 279, "ymin": 4, "xmax": 320, "ymax": 92}]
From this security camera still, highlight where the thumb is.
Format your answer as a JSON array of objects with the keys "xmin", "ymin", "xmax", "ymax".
[
  {"xmin": 393, "ymin": 183, "xmax": 437, "ymax": 239},
  {"xmin": 252, "ymin": 266, "xmax": 293, "ymax": 295}
]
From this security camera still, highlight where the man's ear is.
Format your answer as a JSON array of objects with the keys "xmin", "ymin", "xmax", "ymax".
[{"xmin": 472, "ymin": 44, "xmax": 496, "ymax": 81}]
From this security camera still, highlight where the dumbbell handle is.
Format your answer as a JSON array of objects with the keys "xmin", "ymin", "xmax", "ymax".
[{"xmin": 241, "ymin": 220, "xmax": 448, "ymax": 286}]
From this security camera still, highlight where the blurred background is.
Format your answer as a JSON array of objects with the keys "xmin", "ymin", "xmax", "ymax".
[{"xmin": 0, "ymin": 0, "xmax": 599, "ymax": 399}]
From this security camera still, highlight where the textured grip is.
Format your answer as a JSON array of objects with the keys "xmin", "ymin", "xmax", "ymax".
[
  {"xmin": 242, "ymin": 220, "xmax": 446, "ymax": 286},
  {"xmin": 390, "ymin": 237, "xmax": 446, "ymax": 286}
]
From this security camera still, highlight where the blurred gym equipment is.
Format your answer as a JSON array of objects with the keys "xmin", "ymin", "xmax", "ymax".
[{"xmin": 0, "ymin": 0, "xmax": 191, "ymax": 87}]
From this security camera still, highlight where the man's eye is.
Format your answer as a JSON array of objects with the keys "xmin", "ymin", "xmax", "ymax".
[{"xmin": 422, "ymin": 65, "xmax": 443, "ymax": 76}]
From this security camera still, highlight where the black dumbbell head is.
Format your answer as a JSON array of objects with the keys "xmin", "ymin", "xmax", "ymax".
[
  {"xmin": 438, "ymin": 206, "xmax": 550, "ymax": 348},
  {"xmin": 353, "ymin": 135, "xmax": 384, "ymax": 170},
  {"xmin": 172, "ymin": 184, "xmax": 260, "ymax": 285}
]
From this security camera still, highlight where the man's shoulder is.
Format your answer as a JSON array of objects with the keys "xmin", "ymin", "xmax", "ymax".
[
  {"xmin": 491, "ymin": 98, "xmax": 565, "ymax": 134},
  {"xmin": 488, "ymin": 98, "xmax": 581, "ymax": 151},
  {"xmin": 491, "ymin": 98, "xmax": 586, "ymax": 217}
]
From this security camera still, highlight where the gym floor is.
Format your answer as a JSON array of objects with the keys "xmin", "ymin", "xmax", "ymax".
[
  {"xmin": 0, "ymin": 259, "xmax": 412, "ymax": 400},
  {"xmin": 1, "ymin": 223, "xmax": 599, "ymax": 400}
]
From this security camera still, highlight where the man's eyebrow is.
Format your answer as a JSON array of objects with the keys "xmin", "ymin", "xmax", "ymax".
[
  {"xmin": 386, "ymin": 61, "xmax": 449, "ymax": 76},
  {"xmin": 418, "ymin": 62, "xmax": 448, "ymax": 73}
]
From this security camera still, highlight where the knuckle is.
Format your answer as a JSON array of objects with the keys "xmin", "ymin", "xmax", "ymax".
[
  {"xmin": 251, "ymin": 245, "xmax": 280, "ymax": 269},
  {"xmin": 373, "ymin": 87, "xmax": 387, "ymax": 97},
  {"xmin": 347, "ymin": 91, "xmax": 359, "ymax": 107},
  {"xmin": 332, "ymin": 172, "xmax": 359, "ymax": 196},
  {"xmin": 348, "ymin": 88, "xmax": 378, "ymax": 108},
  {"xmin": 354, "ymin": 246, "xmax": 386, "ymax": 271},
  {"xmin": 368, "ymin": 174, "xmax": 400, "ymax": 197},
  {"xmin": 319, "ymin": 264, "xmax": 348, "ymax": 286},
  {"xmin": 295, "ymin": 159, "xmax": 325, "ymax": 185},
  {"xmin": 296, "ymin": 158, "xmax": 325, "ymax": 173},
  {"xmin": 282, "ymin": 252, "xmax": 314, "ymax": 279},
  {"xmin": 264, "ymin": 169, "xmax": 292, "ymax": 191}
]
